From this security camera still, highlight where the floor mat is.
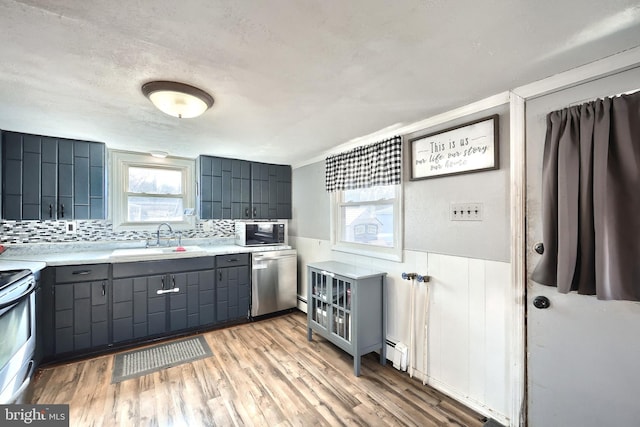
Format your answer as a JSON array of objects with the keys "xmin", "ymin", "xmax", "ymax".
[{"xmin": 111, "ymin": 335, "xmax": 212, "ymax": 383}]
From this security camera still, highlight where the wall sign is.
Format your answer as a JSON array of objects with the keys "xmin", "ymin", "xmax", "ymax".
[{"xmin": 409, "ymin": 115, "xmax": 499, "ymax": 180}]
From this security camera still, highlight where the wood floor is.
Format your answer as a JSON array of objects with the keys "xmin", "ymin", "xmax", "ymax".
[{"xmin": 28, "ymin": 311, "xmax": 486, "ymax": 427}]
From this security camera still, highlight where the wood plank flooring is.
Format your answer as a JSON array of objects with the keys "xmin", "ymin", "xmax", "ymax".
[{"xmin": 28, "ymin": 311, "xmax": 486, "ymax": 427}]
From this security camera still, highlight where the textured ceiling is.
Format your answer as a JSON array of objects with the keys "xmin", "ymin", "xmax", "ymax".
[{"xmin": 0, "ymin": 1, "xmax": 639, "ymax": 165}]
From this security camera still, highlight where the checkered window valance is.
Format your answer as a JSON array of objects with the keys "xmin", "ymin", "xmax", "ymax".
[{"xmin": 325, "ymin": 136, "xmax": 402, "ymax": 192}]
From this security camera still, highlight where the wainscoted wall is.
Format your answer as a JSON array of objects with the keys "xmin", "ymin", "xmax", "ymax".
[
  {"xmin": 291, "ymin": 235, "xmax": 510, "ymax": 423},
  {"xmin": 0, "ymin": 219, "xmax": 235, "ymax": 244}
]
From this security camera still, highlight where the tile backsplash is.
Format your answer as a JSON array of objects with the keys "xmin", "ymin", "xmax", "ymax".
[{"xmin": 0, "ymin": 219, "xmax": 235, "ymax": 244}]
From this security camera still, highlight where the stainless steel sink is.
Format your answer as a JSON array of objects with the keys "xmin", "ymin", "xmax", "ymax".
[{"xmin": 110, "ymin": 246, "xmax": 207, "ymax": 260}]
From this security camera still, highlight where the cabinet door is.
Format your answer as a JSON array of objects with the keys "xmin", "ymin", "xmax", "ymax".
[
  {"xmin": 167, "ymin": 273, "xmax": 188, "ymax": 332},
  {"xmin": 1, "ymin": 132, "xmax": 42, "ymax": 220},
  {"xmin": 231, "ymin": 159, "xmax": 251, "ymax": 219},
  {"xmin": 251, "ymin": 162, "xmax": 269, "ymax": 219},
  {"xmin": 90, "ymin": 281, "xmax": 109, "ymax": 347},
  {"xmin": 112, "ymin": 274, "xmax": 167, "ymax": 342},
  {"xmin": 217, "ymin": 265, "xmax": 250, "ymax": 322},
  {"xmin": 216, "ymin": 268, "xmax": 229, "ymax": 322},
  {"xmin": 54, "ymin": 283, "xmax": 74, "ymax": 354},
  {"xmin": 199, "ymin": 155, "xmax": 225, "ymax": 219},
  {"xmin": 2, "ymin": 132, "xmax": 23, "ymax": 220},
  {"xmin": 54, "ymin": 280, "xmax": 108, "ymax": 354},
  {"xmin": 89, "ymin": 142, "xmax": 105, "ymax": 219},
  {"xmin": 221, "ymin": 158, "xmax": 232, "ymax": 219},
  {"xmin": 198, "ymin": 270, "xmax": 216, "ymax": 325},
  {"xmin": 22, "ymin": 135, "xmax": 41, "ymax": 220},
  {"xmin": 276, "ymin": 164, "xmax": 292, "ymax": 219},
  {"xmin": 199, "ymin": 156, "xmax": 213, "ymax": 219},
  {"xmin": 41, "ymin": 137, "xmax": 58, "ymax": 219},
  {"xmin": 308, "ymin": 268, "xmax": 331, "ymax": 332},
  {"xmin": 57, "ymin": 139, "xmax": 74, "ymax": 219},
  {"xmin": 330, "ymin": 275, "xmax": 352, "ymax": 343},
  {"xmin": 112, "ymin": 278, "xmax": 135, "ymax": 343},
  {"xmin": 180, "ymin": 270, "xmax": 216, "ymax": 329},
  {"xmin": 147, "ymin": 274, "xmax": 167, "ymax": 336},
  {"xmin": 73, "ymin": 141, "xmax": 90, "ymax": 219}
]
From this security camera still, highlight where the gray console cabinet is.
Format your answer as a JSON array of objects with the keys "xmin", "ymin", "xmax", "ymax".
[
  {"xmin": 111, "ymin": 257, "xmax": 216, "ymax": 343},
  {"xmin": 307, "ymin": 261, "xmax": 386, "ymax": 376},
  {"xmin": 53, "ymin": 264, "xmax": 109, "ymax": 355}
]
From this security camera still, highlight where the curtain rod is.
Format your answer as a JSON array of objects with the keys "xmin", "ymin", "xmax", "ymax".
[{"xmin": 567, "ymin": 87, "xmax": 640, "ymax": 107}]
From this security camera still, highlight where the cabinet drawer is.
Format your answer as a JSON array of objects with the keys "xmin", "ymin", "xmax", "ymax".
[
  {"xmin": 113, "ymin": 257, "xmax": 215, "ymax": 278},
  {"xmin": 55, "ymin": 264, "xmax": 109, "ymax": 283},
  {"xmin": 216, "ymin": 253, "xmax": 249, "ymax": 267}
]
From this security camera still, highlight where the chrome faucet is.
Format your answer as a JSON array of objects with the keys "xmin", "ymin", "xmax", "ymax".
[{"xmin": 156, "ymin": 222, "xmax": 173, "ymax": 246}]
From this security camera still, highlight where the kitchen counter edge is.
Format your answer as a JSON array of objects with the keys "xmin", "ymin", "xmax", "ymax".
[{"xmin": 0, "ymin": 245, "xmax": 293, "ymax": 268}]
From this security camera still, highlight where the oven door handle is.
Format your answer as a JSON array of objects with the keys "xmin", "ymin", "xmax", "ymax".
[{"xmin": 0, "ymin": 279, "xmax": 36, "ymax": 310}]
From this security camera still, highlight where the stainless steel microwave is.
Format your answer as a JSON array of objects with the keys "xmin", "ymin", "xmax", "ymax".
[{"xmin": 235, "ymin": 222, "xmax": 286, "ymax": 246}]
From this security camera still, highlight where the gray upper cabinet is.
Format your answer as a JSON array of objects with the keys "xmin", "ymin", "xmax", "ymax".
[
  {"xmin": 1, "ymin": 131, "xmax": 105, "ymax": 220},
  {"xmin": 199, "ymin": 155, "xmax": 291, "ymax": 220}
]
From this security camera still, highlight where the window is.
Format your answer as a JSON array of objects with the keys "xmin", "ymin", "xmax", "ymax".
[
  {"xmin": 332, "ymin": 184, "xmax": 403, "ymax": 261},
  {"xmin": 110, "ymin": 150, "xmax": 195, "ymax": 231}
]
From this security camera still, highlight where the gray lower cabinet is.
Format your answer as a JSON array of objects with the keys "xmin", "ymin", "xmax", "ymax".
[
  {"xmin": 216, "ymin": 253, "xmax": 250, "ymax": 322},
  {"xmin": 53, "ymin": 264, "xmax": 109, "ymax": 355},
  {"xmin": 307, "ymin": 261, "xmax": 386, "ymax": 376},
  {"xmin": 111, "ymin": 257, "xmax": 216, "ymax": 344}
]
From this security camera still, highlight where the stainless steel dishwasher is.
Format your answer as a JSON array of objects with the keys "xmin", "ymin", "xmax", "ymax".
[{"xmin": 251, "ymin": 249, "xmax": 297, "ymax": 317}]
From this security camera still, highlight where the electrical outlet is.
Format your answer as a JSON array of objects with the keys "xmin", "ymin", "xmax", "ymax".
[
  {"xmin": 450, "ymin": 203, "xmax": 483, "ymax": 221},
  {"xmin": 65, "ymin": 220, "xmax": 77, "ymax": 234}
]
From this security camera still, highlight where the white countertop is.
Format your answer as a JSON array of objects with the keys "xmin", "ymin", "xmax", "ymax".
[{"xmin": 0, "ymin": 243, "xmax": 292, "ymax": 270}]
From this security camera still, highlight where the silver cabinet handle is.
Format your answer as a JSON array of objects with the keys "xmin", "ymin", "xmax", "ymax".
[
  {"xmin": 157, "ymin": 288, "xmax": 180, "ymax": 295},
  {"xmin": 72, "ymin": 270, "xmax": 91, "ymax": 275}
]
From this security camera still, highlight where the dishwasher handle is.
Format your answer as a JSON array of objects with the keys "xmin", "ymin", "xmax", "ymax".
[{"xmin": 253, "ymin": 254, "xmax": 295, "ymax": 261}]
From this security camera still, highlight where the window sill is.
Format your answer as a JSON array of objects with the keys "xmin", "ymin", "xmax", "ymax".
[
  {"xmin": 331, "ymin": 243, "xmax": 403, "ymax": 263},
  {"xmin": 112, "ymin": 218, "xmax": 195, "ymax": 233}
]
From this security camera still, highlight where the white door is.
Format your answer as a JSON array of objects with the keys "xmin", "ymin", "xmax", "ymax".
[{"xmin": 526, "ymin": 67, "xmax": 640, "ymax": 427}]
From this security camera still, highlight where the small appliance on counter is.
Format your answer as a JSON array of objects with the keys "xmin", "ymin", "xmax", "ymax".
[{"xmin": 235, "ymin": 221, "xmax": 286, "ymax": 246}]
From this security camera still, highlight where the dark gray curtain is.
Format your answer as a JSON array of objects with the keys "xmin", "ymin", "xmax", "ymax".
[{"xmin": 531, "ymin": 91, "xmax": 640, "ymax": 301}]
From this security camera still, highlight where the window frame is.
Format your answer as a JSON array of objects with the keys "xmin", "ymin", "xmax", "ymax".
[
  {"xmin": 110, "ymin": 150, "xmax": 195, "ymax": 231},
  {"xmin": 330, "ymin": 183, "xmax": 404, "ymax": 262}
]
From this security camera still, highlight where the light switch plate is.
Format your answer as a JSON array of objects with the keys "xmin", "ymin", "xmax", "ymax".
[{"xmin": 450, "ymin": 203, "xmax": 483, "ymax": 221}]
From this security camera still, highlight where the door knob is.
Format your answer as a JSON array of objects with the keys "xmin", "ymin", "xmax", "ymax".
[
  {"xmin": 533, "ymin": 296, "xmax": 551, "ymax": 309},
  {"xmin": 534, "ymin": 243, "xmax": 544, "ymax": 254}
]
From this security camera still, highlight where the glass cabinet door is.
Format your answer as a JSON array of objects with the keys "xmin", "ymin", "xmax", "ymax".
[
  {"xmin": 309, "ymin": 269, "xmax": 329, "ymax": 330},
  {"xmin": 331, "ymin": 276, "xmax": 351, "ymax": 343}
]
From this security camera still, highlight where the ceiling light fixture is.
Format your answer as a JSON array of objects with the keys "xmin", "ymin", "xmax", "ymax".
[{"xmin": 142, "ymin": 81, "xmax": 214, "ymax": 119}]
